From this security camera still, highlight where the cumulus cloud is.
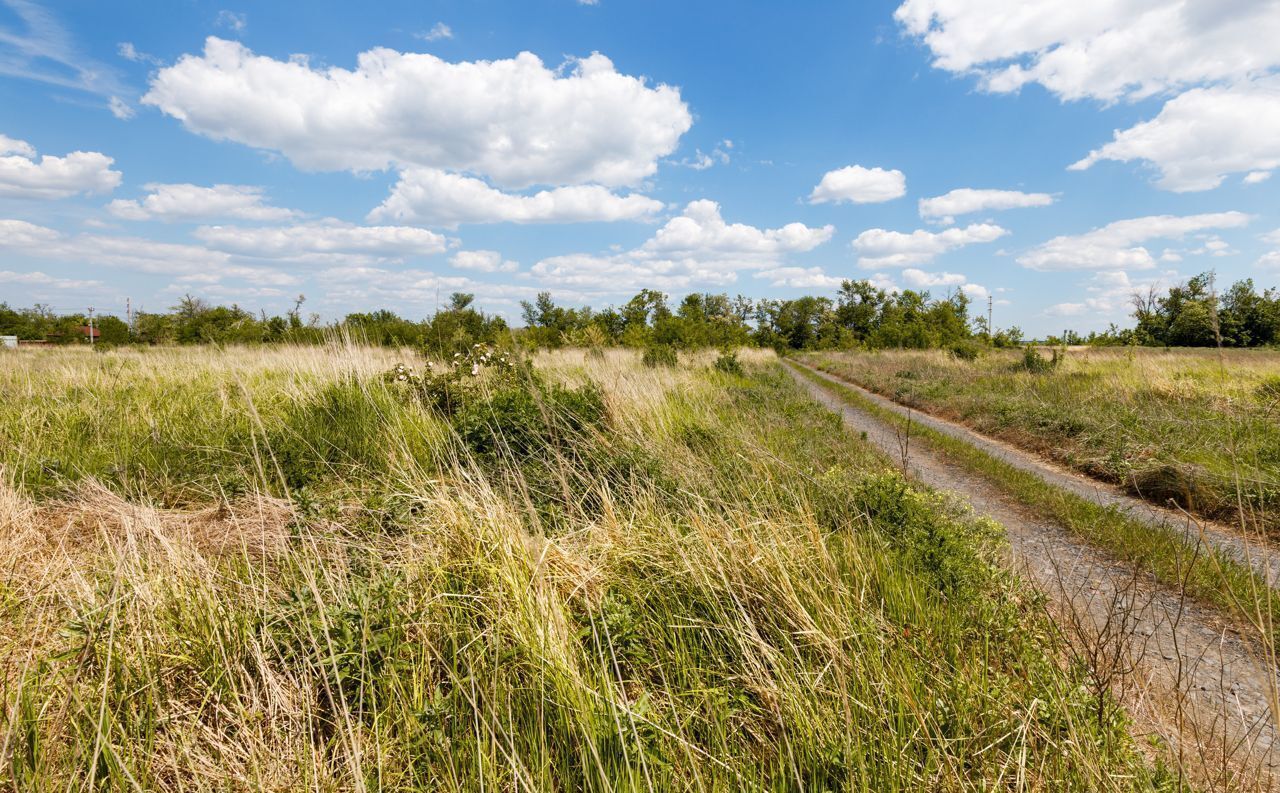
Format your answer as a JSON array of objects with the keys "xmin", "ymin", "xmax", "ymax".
[
  {"xmin": 449, "ymin": 250, "xmax": 519, "ymax": 273},
  {"xmin": 193, "ymin": 219, "xmax": 449, "ymax": 263},
  {"xmin": 1070, "ymin": 78, "xmax": 1280, "ymax": 192},
  {"xmin": 918, "ymin": 188, "xmax": 1053, "ymax": 223},
  {"xmin": 755, "ymin": 266, "xmax": 842, "ymax": 288},
  {"xmin": 1018, "ymin": 211, "xmax": 1252, "ymax": 271},
  {"xmin": 143, "ymin": 38, "xmax": 692, "ymax": 189},
  {"xmin": 852, "ymin": 223, "xmax": 1007, "ymax": 268},
  {"xmin": 0, "ymin": 135, "xmax": 122, "ymax": 199},
  {"xmin": 894, "ymin": 0, "xmax": 1280, "ymax": 103},
  {"xmin": 1245, "ymin": 171, "xmax": 1273, "ymax": 185},
  {"xmin": 901, "ymin": 268, "xmax": 967, "ymax": 288},
  {"xmin": 809, "ymin": 165, "xmax": 906, "ymax": 205},
  {"xmin": 109, "ymin": 183, "xmax": 299, "ymax": 222},
  {"xmin": 529, "ymin": 199, "xmax": 834, "ymax": 293},
  {"xmin": 369, "ymin": 168, "xmax": 663, "ymax": 227}
]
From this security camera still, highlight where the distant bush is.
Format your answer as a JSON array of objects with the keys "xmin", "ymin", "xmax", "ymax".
[
  {"xmin": 1021, "ymin": 345, "xmax": 1062, "ymax": 374},
  {"xmin": 712, "ymin": 349, "xmax": 744, "ymax": 375},
  {"xmin": 948, "ymin": 340, "xmax": 983, "ymax": 361},
  {"xmin": 642, "ymin": 344, "xmax": 678, "ymax": 368}
]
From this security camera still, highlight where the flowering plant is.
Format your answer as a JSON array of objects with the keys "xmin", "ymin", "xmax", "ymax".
[{"xmin": 387, "ymin": 343, "xmax": 523, "ymax": 415}]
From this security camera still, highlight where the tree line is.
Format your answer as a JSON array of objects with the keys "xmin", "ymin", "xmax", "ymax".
[{"xmin": 3, "ymin": 271, "xmax": 1277, "ymax": 352}]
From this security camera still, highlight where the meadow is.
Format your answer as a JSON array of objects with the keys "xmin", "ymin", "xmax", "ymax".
[
  {"xmin": 801, "ymin": 347, "xmax": 1280, "ymax": 536},
  {"xmin": 0, "ymin": 344, "xmax": 1169, "ymax": 790}
]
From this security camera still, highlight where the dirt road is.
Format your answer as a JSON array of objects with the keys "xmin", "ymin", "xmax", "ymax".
[{"xmin": 788, "ymin": 360, "xmax": 1280, "ymax": 791}]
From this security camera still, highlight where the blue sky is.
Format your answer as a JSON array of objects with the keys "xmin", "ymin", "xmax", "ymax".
[{"xmin": 1, "ymin": 0, "xmax": 1278, "ymax": 334}]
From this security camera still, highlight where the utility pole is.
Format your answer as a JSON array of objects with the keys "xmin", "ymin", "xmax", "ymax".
[
  {"xmin": 126, "ymin": 297, "xmax": 132, "ymax": 337},
  {"xmin": 87, "ymin": 306, "xmax": 95, "ymax": 346},
  {"xmin": 987, "ymin": 295, "xmax": 993, "ymax": 337}
]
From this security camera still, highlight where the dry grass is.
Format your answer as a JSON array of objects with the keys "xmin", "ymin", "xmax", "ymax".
[{"xmin": 0, "ymin": 344, "xmax": 1171, "ymax": 790}]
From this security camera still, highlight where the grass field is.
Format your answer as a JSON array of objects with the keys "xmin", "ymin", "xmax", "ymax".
[
  {"xmin": 0, "ymin": 344, "xmax": 1169, "ymax": 790},
  {"xmin": 801, "ymin": 347, "xmax": 1280, "ymax": 535}
]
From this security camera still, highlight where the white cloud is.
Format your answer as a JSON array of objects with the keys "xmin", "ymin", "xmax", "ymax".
[
  {"xmin": 0, "ymin": 218, "xmax": 224, "ymax": 273},
  {"xmin": 894, "ymin": 0, "xmax": 1280, "ymax": 103},
  {"xmin": 369, "ymin": 168, "xmax": 663, "ymax": 227},
  {"xmin": 143, "ymin": 38, "xmax": 692, "ymax": 189},
  {"xmin": 215, "ymin": 10, "xmax": 246, "ymax": 32},
  {"xmin": 109, "ymin": 183, "xmax": 299, "ymax": 222},
  {"xmin": 1043, "ymin": 269, "xmax": 1175, "ymax": 323},
  {"xmin": 0, "ymin": 135, "xmax": 34, "ymax": 157},
  {"xmin": 1260, "ymin": 228, "xmax": 1280, "ymax": 269},
  {"xmin": 1244, "ymin": 171, "xmax": 1273, "ymax": 185},
  {"xmin": 0, "ymin": 136, "xmax": 122, "ymax": 199},
  {"xmin": 450, "ymin": 250, "xmax": 519, "ymax": 273},
  {"xmin": 0, "ymin": 269, "xmax": 100, "ymax": 290},
  {"xmin": 755, "ymin": 266, "xmax": 842, "ymax": 288},
  {"xmin": 108, "ymin": 96, "xmax": 134, "ymax": 120},
  {"xmin": 1071, "ymin": 78, "xmax": 1280, "ymax": 192},
  {"xmin": 529, "ymin": 199, "xmax": 834, "ymax": 293},
  {"xmin": 0, "ymin": 0, "xmax": 129, "ymax": 97},
  {"xmin": 672, "ymin": 140, "xmax": 732, "ymax": 171},
  {"xmin": 852, "ymin": 223, "xmax": 1007, "ymax": 267},
  {"xmin": 809, "ymin": 165, "xmax": 906, "ymax": 205},
  {"xmin": 901, "ymin": 268, "xmax": 967, "ymax": 288},
  {"xmin": 193, "ymin": 219, "xmax": 449, "ymax": 263},
  {"xmin": 1018, "ymin": 211, "xmax": 1252, "ymax": 271},
  {"xmin": 0, "ymin": 219, "xmax": 310, "ymax": 288},
  {"xmin": 918, "ymin": 188, "xmax": 1053, "ymax": 223},
  {"xmin": 418, "ymin": 23, "xmax": 453, "ymax": 41}
]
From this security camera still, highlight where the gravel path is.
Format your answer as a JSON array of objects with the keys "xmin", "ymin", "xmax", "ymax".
[{"xmin": 788, "ymin": 360, "xmax": 1280, "ymax": 790}]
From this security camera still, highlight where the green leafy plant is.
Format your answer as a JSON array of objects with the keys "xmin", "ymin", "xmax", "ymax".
[
  {"xmin": 712, "ymin": 349, "xmax": 744, "ymax": 375},
  {"xmin": 641, "ymin": 343, "xmax": 678, "ymax": 368}
]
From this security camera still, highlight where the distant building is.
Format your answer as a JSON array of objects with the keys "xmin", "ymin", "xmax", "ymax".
[
  {"xmin": 79, "ymin": 325, "xmax": 100, "ymax": 341},
  {"xmin": 0, "ymin": 335, "xmax": 16, "ymax": 349}
]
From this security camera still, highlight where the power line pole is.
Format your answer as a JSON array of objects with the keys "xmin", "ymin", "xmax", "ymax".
[
  {"xmin": 987, "ymin": 295, "xmax": 993, "ymax": 336},
  {"xmin": 87, "ymin": 306, "xmax": 95, "ymax": 346},
  {"xmin": 126, "ymin": 297, "xmax": 132, "ymax": 337}
]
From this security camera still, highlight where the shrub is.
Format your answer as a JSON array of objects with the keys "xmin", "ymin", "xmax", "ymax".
[
  {"xmin": 388, "ymin": 344, "xmax": 525, "ymax": 416},
  {"xmin": 642, "ymin": 344, "xmax": 678, "ymax": 368},
  {"xmin": 712, "ymin": 349, "xmax": 744, "ymax": 376},
  {"xmin": 1021, "ymin": 345, "xmax": 1062, "ymax": 374},
  {"xmin": 948, "ymin": 340, "xmax": 982, "ymax": 361}
]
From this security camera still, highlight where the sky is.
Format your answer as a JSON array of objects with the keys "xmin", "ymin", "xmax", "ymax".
[{"xmin": 1, "ymin": 0, "xmax": 1279, "ymax": 335}]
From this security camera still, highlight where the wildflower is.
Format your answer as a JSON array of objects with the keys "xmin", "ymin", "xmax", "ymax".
[{"xmin": 470, "ymin": 363, "xmax": 480, "ymax": 376}]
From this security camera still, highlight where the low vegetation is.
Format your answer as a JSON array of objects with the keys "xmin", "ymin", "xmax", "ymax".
[
  {"xmin": 801, "ymin": 346, "xmax": 1280, "ymax": 536},
  {"xmin": 0, "ymin": 344, "xmax": 1170, "ymax": 789}
]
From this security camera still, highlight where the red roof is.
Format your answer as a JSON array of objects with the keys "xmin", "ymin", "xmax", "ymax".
[{"xmin": 79, "ymin": 325, "xmax": 100, "ymax": 338}]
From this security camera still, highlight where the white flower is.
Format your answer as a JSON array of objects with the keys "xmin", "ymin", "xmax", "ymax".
[{"xmin": 470, "ymin": 363, "xmax": 480, "ymax": 376}]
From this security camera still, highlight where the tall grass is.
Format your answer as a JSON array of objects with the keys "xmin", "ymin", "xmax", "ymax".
[
  {"xmin": 802, "ymin": 347, "xmax": 1280, "ymax": 535},
  {"xmin": 0, "ymin": 344, "xmax": 1169, "ymax": 789}
]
